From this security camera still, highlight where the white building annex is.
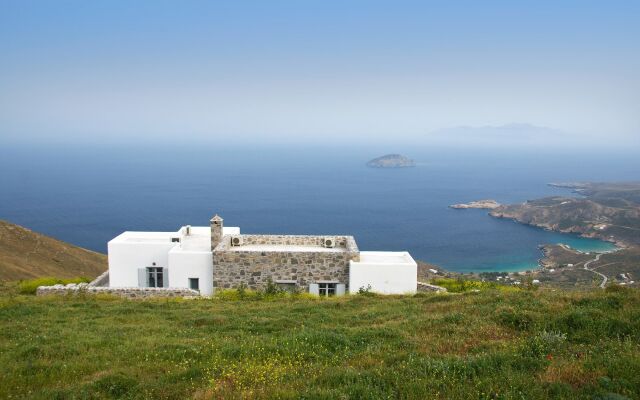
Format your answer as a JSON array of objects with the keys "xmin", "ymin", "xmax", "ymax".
[{"xmin": 108, "ymin": 214, "xmax": 417, "ymax": 296}]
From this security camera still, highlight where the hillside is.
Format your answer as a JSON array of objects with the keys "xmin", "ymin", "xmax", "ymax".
[
  {"xmin": 0, "ymin": 220, "xmax": 106, "ymax": 281},
  {"xmin": 0, "ymin": 287, "xmax": 638, "ymax": 399},
  {"xmin": 490, "ymin": 182, "xmax": 640, "ymax": 247},
  {"xmin": 483, "ymin": 183, "xmax": 640, "ymax": 289}
]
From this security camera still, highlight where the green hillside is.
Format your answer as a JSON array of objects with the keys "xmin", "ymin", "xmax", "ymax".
[
  {"xmin": 0, "ymin": 220, "xmax": 106, "ymax": 281},
  {"xmin": 1, "ymin": 286, "xmax": 638, "ymax": 399}
]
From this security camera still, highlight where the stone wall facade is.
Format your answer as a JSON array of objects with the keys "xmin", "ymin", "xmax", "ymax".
[
  {"xmin": 37, "ymin": 283, "xmax": 199, "ymax": 298},
  {"xmin": 212, "ymin": 235, "xmax": 360, "ymax": 291}
]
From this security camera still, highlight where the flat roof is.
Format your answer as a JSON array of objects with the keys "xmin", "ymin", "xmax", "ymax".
[
  {"xmin": 110, "ymin": 231, "xmax": 177, "ymax": 244},
  {"xmin": 356, "ymin": 251, "xmax": 416, "ymax": 264},
  {"xmin": 110, "ymin": 226, "xmax": 239, "ymax": 253}
]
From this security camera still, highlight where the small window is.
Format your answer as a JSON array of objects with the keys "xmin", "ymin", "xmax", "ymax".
[
  {"xmin": 171, "ymin": 237, "xmax": 180, "ymax": 243},
  {"xmin": 318, "ymin": 283, "xmax": 336, "ymax": 297},
  {"xmin": 147, "ymin": 267, "xmax": 164, "ymax": 288},
  {"xmin": 277, "ymin": 282, "xmax": 296, "ymax": 293},
  {"xmin": 189, "ymin": 278, "xmax": 199, "ymax": 291}
]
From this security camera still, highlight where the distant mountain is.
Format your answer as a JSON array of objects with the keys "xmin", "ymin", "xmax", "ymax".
[
  {"xmin": 366, "ymin": 154, "xmax": 416, "ymax": 168},
  {"xmin": 0, "ymin": 220, "xmax": 106, "ymax": 281}
]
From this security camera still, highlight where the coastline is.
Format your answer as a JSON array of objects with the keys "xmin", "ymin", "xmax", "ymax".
[
  {"xmin": 451, "ymin": 213, "xmax": 623, "ymax": 275},
  {"xmin": 492, "ymin": 215, "xmax": 622, "ymax": 273},
  {"xmin": 446, "ymin": 181, "xmax": 640, "ymax": 287},
  {"xmin": 429, "ymin": 211, "xmax": 620, "ymax": 275},
  {"xmin": 490, "ymin": 213, "xmax": 627, "ymax": 249}
]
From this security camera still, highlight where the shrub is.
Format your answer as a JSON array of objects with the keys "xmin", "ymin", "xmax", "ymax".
[
  {"xmin": 264, "ymin": 278, "xmax": 283, "ymax": 296},
  {"xmin": 496, "ymin": 306, "xmax": 537, "ymax": 331},
  {"xmin": 430, "ymin": 278, "xmax": 517, "ymax": 293},
  {"xmin": 91, "ymin": 373, "xmax": 139, "ymax": 398},
  {"xmin": 441, "ymin": 312, "xmax": 464, "ymax": 324},
  {"xmin": 236, "ymin": 282, "xmax": 247, "ymax": 298},
  {"xmin": 605, "ymin": 285, "xmax": 631, "ymax": 294},
  {"xmin": 521, "ymin": 330, "xmax": 567, "ymax": 358},
  {"xmin": 215, "ymin": 288, "xmax": 261, "ymax": 301},
  {"xmin": 18, "ymin": 277, "xmax": 90, "ymax": 295},
  {"xmin": 216, "ymin": 282, "xmax": 301, "ymax": 301},
  {"xmin": 593, "ymin": 393, "xmax": 633, "ymax": 400},
  {"xmin": 522, "ymin": 276, "xmax": 540, "ymax": 291},
  {"xmin": 293, "ymin": 292, "xmax": 319, "ymax": 300},
  {"xmin": 357, "ymin": 284, "xmax": 376, "ymax": 297},
  {"xmin": 564, "ymin": 310, "xmax": 591, "ymax": 329},
  {"xmin": 573, "ymin": 295, "xmax": 623, "ymax": 311}
]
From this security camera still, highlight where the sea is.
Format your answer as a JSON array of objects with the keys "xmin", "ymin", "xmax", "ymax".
[{"xmin": 1, "ymin": 143, "xmax": 637, "ymax": 273}]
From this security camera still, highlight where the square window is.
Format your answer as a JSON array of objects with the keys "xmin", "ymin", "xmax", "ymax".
[
  {"xmin": 318, "ymin": 283, "xmax": 337, "ymax": 297},
  {"xmin": 189, "ymin": 278, "xmax": 199, "ymax": 291}
]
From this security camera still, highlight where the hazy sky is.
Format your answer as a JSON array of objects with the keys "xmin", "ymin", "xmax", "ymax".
[{"xmin": 1, "ymin": 1, "xmax": 638, "ymax": 145}]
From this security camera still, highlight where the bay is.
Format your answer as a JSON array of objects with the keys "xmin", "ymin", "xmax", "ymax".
[{"xmin": 0, "ymin": 143, "xmax": 633, "ymax": 273}]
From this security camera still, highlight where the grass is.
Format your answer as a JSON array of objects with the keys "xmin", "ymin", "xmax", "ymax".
[
  {"xmin": 1, "ymin": 282, "xmax": 639, "ymax": 399},
  {"xmin": 17, "ymin": 277, "xmax": 91, "ymax": 294},
  {"xmin": 430, "ymin": 277, "xmax": 524, "ymax": 293}
]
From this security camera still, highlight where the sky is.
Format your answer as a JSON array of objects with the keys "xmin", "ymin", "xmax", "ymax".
[{"xmin": 0, "ymin": 0, "xmax": 638, "ymax": 146}]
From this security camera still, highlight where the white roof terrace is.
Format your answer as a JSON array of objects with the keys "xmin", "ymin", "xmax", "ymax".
[{"xmin": 109, "ymin": 226, "xmax": 240, "ymax": 253}]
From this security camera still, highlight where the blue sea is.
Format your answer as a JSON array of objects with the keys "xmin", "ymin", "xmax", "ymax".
[{"xmin": 1, "ymin": 143, "xmax": 636, "ymax": 273}]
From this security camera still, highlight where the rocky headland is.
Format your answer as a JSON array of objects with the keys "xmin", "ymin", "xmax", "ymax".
[
  {"xmin": 449, "ymin": 200, "xmax": 501, "ymax": 210},
  {"xmin": 366, "ymin": 154, "xmax": 416, "ymax": 168},
  {"xmin": 484, "ymin": 182, "xmax": 640, "ymax": 288},
  {"xmin": 489, "ymin": 184, "xmax": 640, "ymax": 248}
]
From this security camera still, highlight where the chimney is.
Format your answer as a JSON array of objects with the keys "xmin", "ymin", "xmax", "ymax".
[{"xmin": 210, "ymin": 214, "xmax": 223, "ymax": 250}]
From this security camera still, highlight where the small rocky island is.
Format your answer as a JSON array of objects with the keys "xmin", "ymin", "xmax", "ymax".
[
  {"xmin": 449, "ymin": 200, "xmax": 501, "ymax": 209},
  {"xmin": 366, "ymin": 154, "xmax": 416, "ymax": 168}
]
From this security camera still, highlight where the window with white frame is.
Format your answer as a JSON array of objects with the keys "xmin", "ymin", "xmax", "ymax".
[
  {"xmin": 147, "ymin": 267, "xmax": 164, "ymax": 288},
  {"xmin": 318, "ymin": 283, "xmax": 336, "ymax": 297}
]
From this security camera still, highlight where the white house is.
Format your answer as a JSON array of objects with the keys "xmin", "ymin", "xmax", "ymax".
[
  {"xmin": 108, "ymin": 225, "xmax": 239, "ymax": 296},
  {"xmin": 107, "ymin": 215, "xmax": 417, "ymax": 296}
]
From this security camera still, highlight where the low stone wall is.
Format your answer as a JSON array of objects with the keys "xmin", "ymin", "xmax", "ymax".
[
  {"xmin": 417, "ymin": 282, "xmax": 448, "ymax": 293},
  {"xmin": 88, "ymin": 270, "xmax": 109, "ymax": 287},
  {"xmin": 36, "ymin": 283, "xmax": 199, "ymax": 298}
]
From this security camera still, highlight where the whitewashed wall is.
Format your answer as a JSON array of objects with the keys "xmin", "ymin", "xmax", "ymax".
[
  {"xmin": 108, "ymin": 240, "xmax": 175, "ymax": 287},
  {"xmin": 349, "ymin": 251, "xmax": 417, "ymax": 294},
  {"xmin": 167, "ymin": 250, "xmax": 213, "ymax": 296}
]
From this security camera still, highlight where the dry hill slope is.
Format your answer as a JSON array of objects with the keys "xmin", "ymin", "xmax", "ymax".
[{"xmin": 0, "ymin": 220, "xmax": 106, "ymax": 281}]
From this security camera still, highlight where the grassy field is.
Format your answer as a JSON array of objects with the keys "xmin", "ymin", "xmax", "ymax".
[{"xmin": 1, "ymin": 284, "xmax": 639, "ymax": 399}]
